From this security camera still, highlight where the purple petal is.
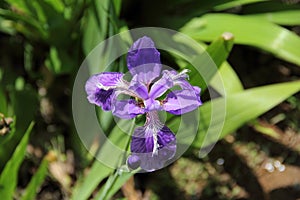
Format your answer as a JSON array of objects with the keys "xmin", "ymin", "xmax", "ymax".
[
  {"xmin": 130, "ymin": 126, "xmax": 153, "ymax": 153},
  {"xmin": 144, "ymin": 98, "xmax": 162, "ymax": 112},
  {"xmin": 85, "ymin": 72, "xmax": 123, "ymax": 90},
  {"xmin": 86, "ymin": 88, "xmax": 114, "ymax": 111},
  {"xmin": 127, "ymin": 37, "xmax": 162, "ymax": 85},
  {"xmin": 85, "ymin": 72, "xmax": 124, "ymax": 110},
  {"xmin": 161, "ymin": 69, "xmax": 193, "ymax": 90},
  {"xmin": 130, "ymin": 125, "xmax": 176, "ymax": 171},
  {"xmin": 112, "ymin": 99, "xmax": 145, "ymax": 119},
  {"xmin": 163, "ymin": 87, "xmax": 202, "ymax": 115},
  {"xmin": 129, "ymin": 75, "xmax": 149, "ymax": 99},
  {"xmin": 149, "ymin": 71, "xmax": 174, "ymax": 99},
  {"xmin": 127, "ymin": 155, "xmax": 141, "ymax": 170}
]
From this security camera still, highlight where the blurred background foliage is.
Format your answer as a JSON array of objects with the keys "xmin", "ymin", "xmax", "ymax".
[{"xmin": 0, "ymin": 0, "xmax": 300, "ymax": 199}]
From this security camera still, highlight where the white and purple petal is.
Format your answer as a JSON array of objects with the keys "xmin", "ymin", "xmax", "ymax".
[
  {"xmin": 112, "ymin": 99, "xmax": 145, "ymax": 119},
  {"xmin": 163, "ymin": 69, "xmax": 193, "ymax": 90},
  {"xmin": 127, "ymin": 36, "xmax": 162, "ymax": 85},
  {"xmin": 129, "ymin": 125, "xmax": 176, "ymax": 171},
  {"xmin": 163, "ymin": 87, "xmax": 202, "ymax": 115},
  {"xmin": 86, "ymin": 88, "xmax": 115, "ymax": 111},
  {"xmin": 85, "ymin": 72, "xmax": 124, "ymax": 91},
  {"xmin": 85, "ymin": 72, "xmax": 124, "ymax": 110}
]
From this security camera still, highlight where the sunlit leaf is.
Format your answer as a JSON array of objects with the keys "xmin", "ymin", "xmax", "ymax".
[
  {"xmin": 244, "ymin": 10, "xmax": 300, "ymax": 26},
  {"xmin": 181, "ymin": 13, "xmax": 300, "ymax": 66},
  {"xmin": 193, "ymin": 81, "xmax": 300, "ymax": 148}
]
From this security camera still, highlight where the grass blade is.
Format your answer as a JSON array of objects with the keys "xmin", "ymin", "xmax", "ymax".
[{"xmin": 0, "ymin": 122, "xmax": 34, "ymax": 199}]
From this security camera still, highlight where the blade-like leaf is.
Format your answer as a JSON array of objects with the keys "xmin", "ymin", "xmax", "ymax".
[
  {"xmin": 213, "ymin": 0, "xmax": 268, "ymax": 11},
  {"xmin": 0, "ymin": 122, "xmax": 34, "ymax": 199},
  {"xmin": 181, "ymin": 13, "xmax": 300, "ymax": 66},
  {"xmin": 71, "ymin": 161, "xmax": 113, "ymax": 200},
  {"xmin": 244, "ymin": 10, "xmax": 300, "ymax": 26},
  {"xmin": 82, "ymin": 0, "xmax": 110, "ymax": 54},
  {"xmin": 71, "ymin": 119, "xmax": 135, "ymax": 200},
  {"xmin": 94, "ymin": 172, "xmax": 132, "ymax": 200},
  {"xmin": 21, "ymin": 158, "xmax": 48, "ymax": 200},
  {"xmin": 210, "ymin": 62, "xmax": 244, "ymax": 95},
  {"xmin": 193, "ymin": 81, "xmax": 300, "ymax": 148}
]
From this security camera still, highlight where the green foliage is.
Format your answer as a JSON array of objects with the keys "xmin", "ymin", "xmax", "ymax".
[
  {"xmin": 193, "ymin": 81, "xmax": 300, "ymax": 148},
  {"xmin": 0, "ymin": 122, "xmax": 34, "ymax": 199},
  {"xmin": 181, "ymin": 13, "xmax": 300, "ymax": 66}
]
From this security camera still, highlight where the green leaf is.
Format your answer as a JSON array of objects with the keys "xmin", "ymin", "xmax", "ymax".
[
  {"xmin": 192, "ymin": 81, "xmax": 300, "ymax": 148},
  {"xmin": 0, "ymin": 87, "xmax": 37, "ymax": 169},
  {"xmin": 244, "ymin": 10, "xmax": 300, "ymax": 26},
  {"xmin": 181, "ymin": 13, "xmax": 300, "ymax": 66},
  {"xmin": 82, "ymin": 0, "xmax": 110, "ymax": 54},
  {"xmin": 21, "ymin": 158, "xmax": 48, "ymax": 200},
  {"xmin": 94, "ymin": 171, "xmax": 133, "ymax": 200},
  {"xmin": 0, "ymin": 122, "xmax": 34, "ymax": 199},
  {"xmin": 71, "ymin": 160, "xmax": 113, "ymax": 200},
  {"xmin": 0, "ymin": 87, "xmax": 7, "ymax": 115},
  {"xmin": 210, "ymin": 62, "xmax": 244, "ymax": 95},
  {"xmin": 213, "ymin": 0, "xmax": 268, "ymax": 11},
  {"xmin": 174, "ymin": 33, "xmax": 241, "ymax": 95},
  {"xmin": 206, "ymin": 32, "xmax": 234, "ymax": 68},
  {"xmin": 71, "ymin": 117, "xmax": 135, "ymax": 200}
]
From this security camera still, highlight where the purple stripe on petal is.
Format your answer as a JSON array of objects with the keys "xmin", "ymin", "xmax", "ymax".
[
  {"xmin": 130, "ymin": 125, "xmax": 176, "ymax": 171},
  {"xmin": 85, "ymin": 72, "xmax": 124, "ymax": 110},
  {"xmin": 163, "ymin": 87, "xmax": 202, "ymax": 115},
  {"xmin": 131, "ymin": 127, "xmax": 154, "ymax": 153},
  {"xmin": 86, "ymin": 88, "xmax": 114, "ymax": 111},
  {"xmin": 112, "ymin": 99, "xmax": 145, "ymax": 119},
  {"xmin": 127, "ymin": 37, "xmax": 162, "ymax": 85}
]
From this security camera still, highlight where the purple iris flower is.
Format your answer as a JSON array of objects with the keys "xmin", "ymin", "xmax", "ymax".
[{"xmin": 85, "ymin": 36, "xmax": 202, "ymax": 171}]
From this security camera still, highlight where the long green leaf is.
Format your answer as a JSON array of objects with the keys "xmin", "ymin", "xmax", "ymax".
[
  {"xmin": 181, "ymin": 13, "xmax": 300, "ymax": 66},
  {"xmin": 82, "ymin": 0, "xmax": 110, "ymax": 54},
  {"xmin": 0, "ymin": 122, "xmax": 34, "ymax": 199},
  {"xmin": 94, "ymin": 172, "xmax": 132, "ymax": 200},
  {"xmin": 71, "ymin": 119, "xmax": 134, "ymax": 200},
  {"xmin": 71, "ymin": 161, "xmax": 113, "ymax": 200},
  {"xmin": 244, "ymin": 10, "xmax": 300, "ymax": 26},
  {"xmin": 21, "ymin": 158, "xmax": 48, "ymax": 200},
  {"xmin": 210, "ymin": 62, "xmax": 244, "ymax": 95},
  {"xmin": 213, "ymin": 0, "xmax": 268, "ymax": 11},
  {"xmin": 192, "ymin": 81, "xmax": 300, "ymax": 148}
]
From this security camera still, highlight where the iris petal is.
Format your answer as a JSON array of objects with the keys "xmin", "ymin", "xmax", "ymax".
[
  {"xmin": 85, "ymin": 72, "xmax": 124, "ymax": 110},
  {"xmin": 112, "ymin": 99, "xmax": 145, "ymax": 119},
  {"xmin": 129, "ymin": 75, "xmax": 149, "ymax": 99},
  {"xmin": 163, "ymin": 87, "xmax": 202, "ymax": 115},
  {"xmin": 130, "ymin": 125, "xmax": 176, "ymax": 171},
  {"xmin": 149, "ymin": 71, "xmax": 174, "ymax": 99},
  {"xmin": 127, "ymin": 36, "xmax": 162, "ymax": 85}
]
